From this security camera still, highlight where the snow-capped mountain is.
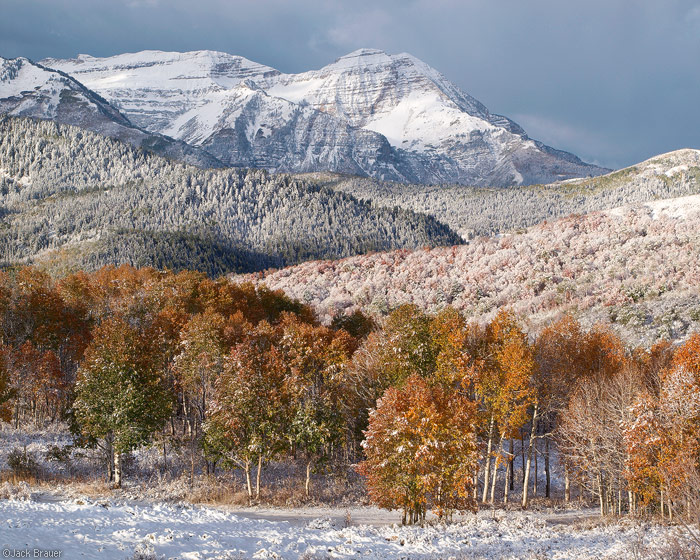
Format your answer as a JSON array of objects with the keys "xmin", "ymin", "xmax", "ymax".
[
  {"xmin": 42, "ymin": 49, "xmax": 607, "ymax": 186},
  {"xmin": 0, "ymin": 56, "xmax": 222, "ymax": 168},
  {"xmin": 1, "ymin": 56, "xmax": 130, "ymax": 128}
]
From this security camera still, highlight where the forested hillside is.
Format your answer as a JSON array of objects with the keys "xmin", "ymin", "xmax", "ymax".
[
  {"xmin": 239, "ymin": 194, "xmax": 700, "ymax": 346},
  {"xmin": 307, "ymin": 149, "xmax": 700, "ymax": 238},
  {"xmin": 0, "ymin": 116, "xmax": 460, "ymax": 275}
]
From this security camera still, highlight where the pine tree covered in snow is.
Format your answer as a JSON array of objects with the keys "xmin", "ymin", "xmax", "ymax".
[{"xmin": 0, "ymin": 116, "xmax": 461, "ymax": 276}]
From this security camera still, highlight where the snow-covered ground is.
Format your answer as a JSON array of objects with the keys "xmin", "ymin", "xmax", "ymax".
[
  {"xmin": 0, "ymin": 425, "xmax": 680, "ymax": 559},
  {"xmin": 0, "ymin": 489, "xmax": 668, "ymax": 560}
]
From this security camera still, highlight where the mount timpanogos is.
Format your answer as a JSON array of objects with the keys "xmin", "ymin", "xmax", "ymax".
[{"xmin": 2, "ymin": 49, "xmax": 606, "ymax": 186}]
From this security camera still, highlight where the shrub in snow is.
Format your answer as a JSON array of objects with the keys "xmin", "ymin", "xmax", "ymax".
[
  {"xmin": 0, "ymin": 481, "xmax": 31, "ymax": 500},
  {"xmin": 44, "ymin": 444, "xmax": 72, "ymax": 465},
  {"xmin": 6, "ymin": 447, "xmax": 41, "ymax": 478},
  {"xmin": 127, "ymin": 544, "xmax": 164, "ymax": 560}
]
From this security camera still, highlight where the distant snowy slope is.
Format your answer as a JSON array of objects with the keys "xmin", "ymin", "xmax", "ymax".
[
  {"xmin": 640, "ymin": 192, "xmax": 700, "ymax": 219},
  {"xmin": 43, "ymin": 50, "xmax": 410, "ymax": 179},
  {"xmin": 311, "ymin": 149, "xmax": 700, "ymax": 238},
  {"xmin": 44, "ymin": 49, "xmax": 608, "ymax": 186},
  {"xmin": 0, "ymin": 56, "xmax": 222, "ymax": 168},
  {"xmin": 42, "ymin": 50, "xmax": 280, "ymax": 133},
  {"xmin": 0, "ymin": 56, "xmax": 132, "ymax": 127},
  {"xmin": 238, "ymin": 190, "xmax": 700, "ymax": 346}
]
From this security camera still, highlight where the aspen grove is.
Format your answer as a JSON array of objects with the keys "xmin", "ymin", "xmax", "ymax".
[{"xmin": 1, "ymin": 265, "xmax": 699, "ymax": 529}]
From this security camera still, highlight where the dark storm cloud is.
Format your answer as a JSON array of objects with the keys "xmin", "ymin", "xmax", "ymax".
[{"xmin": 2, "ymin": 0, "xmax": 698, "ymax": 168}]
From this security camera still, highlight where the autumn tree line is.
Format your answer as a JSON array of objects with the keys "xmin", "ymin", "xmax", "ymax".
[{"xmin": 0, "ymin": 265, "xmax": 698, "ymax": 527}]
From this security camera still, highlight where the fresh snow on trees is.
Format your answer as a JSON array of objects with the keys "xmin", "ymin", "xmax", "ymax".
[
  {"xmin": 0, "ymin": 264, "xmax": 699, "ymax": 555},
  {"xmin": 0, "ymin": 116, "xmax": 460, "ymax": 275},
  {"xmin": 241, "ymin": 192, "xmax": 700, "ymax": 346},
  {"xmin": 73, "ymin": 317, "xmax": 173, "ymax": 487},
  {"xmin": 315, "ymin": 149, "xmax": 700, "ymax": 239}
]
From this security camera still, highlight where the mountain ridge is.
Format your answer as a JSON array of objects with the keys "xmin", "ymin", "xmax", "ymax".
[
  {"xmin": 41, "ymin": 48, "xmax": 608, "ymax": 186},
  {"xmin": 309, "ymin": 148, "xmax": 700, "ymax": 239},
  {"xmin": 0, "ymin": 56, "xmax": 224, "ymax": 168}
]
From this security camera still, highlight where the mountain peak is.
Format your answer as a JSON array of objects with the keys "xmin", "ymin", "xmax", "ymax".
[
  {"xmin": 328, "ymin": 48, "xmax": 393, "ymax": 69},
  {"xmin": 35, "ymin": 49, "xmax": 608, "ymax": 186},
  {"xmin": 329, "ymin": 49, "xmax": 432, "ymax": 71},
  {"xmin": 338, "ymin": 48, "xmax": 387, "ymax": 58}
]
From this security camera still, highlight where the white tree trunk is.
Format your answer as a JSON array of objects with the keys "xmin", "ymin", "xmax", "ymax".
[
  {"xmin": 305, "ymin": 459, "xmax": 312, "ymax": 497},
  {"xmin": 113, "ymin": 450, "xmax": 123, "ymax": 488},
  {"xmin": 544, "ymin": 436, "xmax": 551, "ymax": 499},
  {"xmin": 522, "ymin": 402, "xmax": 539, "ymax": 509},
  {"xmin": 244, "ymin": 461, "xmax": 253, "ymax": 505},
  {"xmin": 504, "ymin": 452, "xmax": 511, "ymax": 505},
  {"xmin": 482, "ymin": 415, "xmax": 495, "ymax": 504},
  {"xmin": 255, "ymin": 454, "xmax": 263, "ymax": 502},
  {"xmin": 489, "ymin": 450, "xmax": 499, "ymax": 504}
]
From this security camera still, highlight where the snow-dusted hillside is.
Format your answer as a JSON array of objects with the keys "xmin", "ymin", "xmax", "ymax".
[
  {"xmin": 0, "ymin": 116, "xmax": 460, "ymax": 275},
  {"xmin": 312, "ymin": 148, "xmax": 700, "ymax": 239},
  {"xmin": 0, "ymin": 56, "xmax": 130, "ymax": 127},
  {"xmin": 43, "ymin": 49, "xmax": 607, "ymax": 186},
  {"xmin": 237, "ymin": 191, "xmax": 700, "ymax": 346},
  {"xmin": 0, "ymin": 56, "xmax": 222, "ymax": 168}
]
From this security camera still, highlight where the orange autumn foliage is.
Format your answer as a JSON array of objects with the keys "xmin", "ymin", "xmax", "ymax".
[{"xmin": 358, "ymin": 374, "xmax": 479, "ymax": 524}]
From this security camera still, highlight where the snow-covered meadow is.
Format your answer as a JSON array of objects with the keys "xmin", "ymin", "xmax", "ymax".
[{"xmin": 0, "ymin": 490, "xmax": 669, "ymax": 560}]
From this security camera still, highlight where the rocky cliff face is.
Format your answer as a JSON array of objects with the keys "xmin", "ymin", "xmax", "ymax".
[
  {"xmin": 0, "ymin": 56, "xmax": 222, "ymax": 168},
  {"xmin": 39, "ymin": 49, "xmax": 607, "ymax": 185}
]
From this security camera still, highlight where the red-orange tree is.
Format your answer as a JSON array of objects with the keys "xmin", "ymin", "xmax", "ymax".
[
  {"xmin": 461, "ymin": 310, "xmax": 536, "ymax": 505},
  {"xmin": 556, "ymin": 325, "xmax": 638, "ymax": 516},
  {"xmin": 625, "ymin": 335, "xmax": 700, "ymax": 521},
  {"xmin": 358, "ymin": 374, "xmax": 478, "ymax": 524}
]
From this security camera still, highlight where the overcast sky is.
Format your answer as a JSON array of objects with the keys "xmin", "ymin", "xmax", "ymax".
[{"xmin": 2, "ymin": 0, "xmax": 698, "ymax": 169}]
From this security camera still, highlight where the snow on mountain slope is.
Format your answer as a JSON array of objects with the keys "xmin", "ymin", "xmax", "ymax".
[
  {"xmin": 0, "ymin": 56, "xmax": 223, "ymax": 168},
  {"xmin": 618, "ymin": 193, "xmax": 700, "ymax": 220},
  {"xmin": 314, "ymin": 148, "xmax": 700, "ymax": 239},
  {"xmin": 0, "ymin": 56, "xmax": 131, "ymax": 127},
  {"xmin": 42, "ymin": 50, "xmax": 280, "ymax": 133},
  {"xmin": 42, "ymin": 50, "xmax": 411, "ymax": 178},
  {"xmin": 627, "ymin": 148, "xmax": 700, "ymax": 179},
  {"xmin": 43, "ymin": 49, "xmax": 607, "ymax": 186},
  {"xmin": 159, "ymin": 80, "xmax": 403, "ymax": 178},
  {"xmin": 266, "ymin": 49, "xmax": 514, "ymax": 141}
]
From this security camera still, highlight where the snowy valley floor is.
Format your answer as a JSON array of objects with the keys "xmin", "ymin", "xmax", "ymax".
[{"xmin": 0, "ymin": 487, "xmax": 674, "ymax": 560}]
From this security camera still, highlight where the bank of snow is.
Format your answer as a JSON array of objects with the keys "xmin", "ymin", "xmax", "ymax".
[{"xmin": 0, "ymin": 494, "xmax": 665, "ymax": 559}]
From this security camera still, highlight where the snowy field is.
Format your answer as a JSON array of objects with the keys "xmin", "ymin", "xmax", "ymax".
[{"xmin": 0, "ymin": 489, "xmax": 669, "ymax": 560}]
